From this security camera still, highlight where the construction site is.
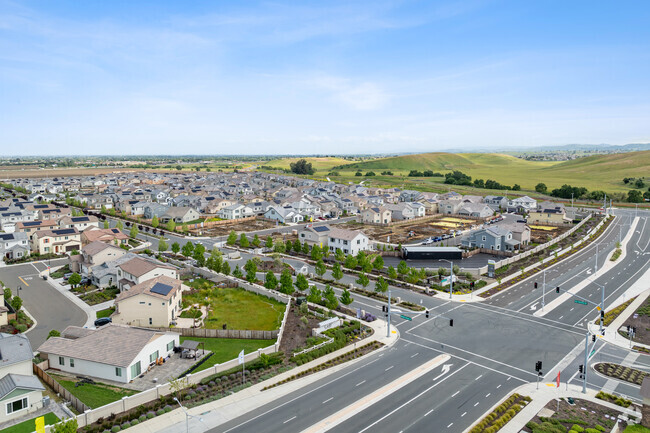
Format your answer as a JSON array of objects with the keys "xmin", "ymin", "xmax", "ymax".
[{"xmin": 187, "ymin": 218, "xmax": 279, "ymax": 236}]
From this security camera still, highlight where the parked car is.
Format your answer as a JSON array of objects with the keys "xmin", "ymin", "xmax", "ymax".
[{"xmin": 94, "ymin": 317, "xmax": 111, "ymax": 327}]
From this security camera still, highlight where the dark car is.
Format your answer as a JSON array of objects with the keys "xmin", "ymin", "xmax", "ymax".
[{"xmin": 94, "ymin": 318, "xmax": 112, "ymax": 327}]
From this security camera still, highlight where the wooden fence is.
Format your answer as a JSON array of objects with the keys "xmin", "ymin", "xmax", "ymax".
[
  {"xmin": 33, "ymin": 360, "xmax": 89, "ymax": 414},
  {"xmin": 148, "ymin": 327, "xmax": 279, "ymax": 339}
]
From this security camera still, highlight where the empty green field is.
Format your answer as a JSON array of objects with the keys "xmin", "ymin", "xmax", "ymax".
[
  {"xmin": 263, "ymin": 157, "xmax": 357, "ymax": 172},
  {"xmin": 331, "ymin": 151, "xmax": 650, "ymax": 194},
  {"xmin": 51, "ymin": 375, "xmax": 136, "ymax": 409},
  {"xmin": 179, "ymin": 337, "xmax": 275, "ymax": 372}
]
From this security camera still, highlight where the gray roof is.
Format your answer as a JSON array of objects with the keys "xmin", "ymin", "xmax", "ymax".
[
  {"xmin": 0, "ymin": 373, "xmax": 44, "ymax": 399},
  {"xmin": 38, "ymin": 324, "xmax": 178, "ymax": 368},
  {"xmin": 0, "ymin": 333, "xmax": 34, "ymax": 367}
]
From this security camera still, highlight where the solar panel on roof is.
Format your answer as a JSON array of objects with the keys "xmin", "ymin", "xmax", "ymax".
[
  {"xmin": 313, "ymin": 226, "xmax": 329, "ymax": 232},
  {"xmin": 71, "ymin": 217, "xmax": 89, "ymax": 222},
  {"xmin": 0, "ymin": 234, "xmax": 12, "ymax": 240},
  {"xmin": 150, "ymin": 282, "xmax": 174, "ymax": 296},
  {"xmin": 22, "ymin": 221, "xmax": 41, "ymax": 226},
  {"xmin": 55, "ymin": 229, "xmax": 76, "ymax": 235}
]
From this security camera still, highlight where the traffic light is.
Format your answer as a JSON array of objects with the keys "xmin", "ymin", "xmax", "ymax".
[
  {"xmin": 535, "ymin": 361, "xmax": 542, "ymax": 372},
  {"xmin": 449, "ymin": 319, "xmax": 454, "ymax": 327},
  {"xmin": 470, "ymin": 281, "xmax": 475, "ymax": 289},
  {"xmin": 592, "ymin": 335, "xmax": 596, "ymax": 342},
  {"xmin": 425, "ymin": 310, "xmax": 430, "ymax": 318},
  {"xmin": 556, "ymin": 286, "xmax": 560, "ymax": 293},
  {"xmin": 382, "ymin": 305, "xmax": 387, "ymax": 313},
  {"xmin": 578, "ymin": 365, "xmax": 584, "ymax": 373},
  {"xmin": 627, "ymin": 325, "xmax": 631, "ymax": 332},
  {"xmin": 534, "ymin": 282, "xmax": 538, "ymax": 289},
  {"xmin": 600, "ymin": 311, "xmax": 605, "ymax": 319}
]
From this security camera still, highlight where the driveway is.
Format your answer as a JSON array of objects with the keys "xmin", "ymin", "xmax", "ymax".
[{"xmin": 0, "ymin": 259, "xmax": 88, "ymax": 349}]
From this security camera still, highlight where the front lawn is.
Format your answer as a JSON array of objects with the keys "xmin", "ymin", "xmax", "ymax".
[
  {"xmin": 50, "ymin": 264, "xmax": 70, "ymax": 279},
  {"xmin": 0, "ymin": 412, "xmax": 60, "ymax": 433},
  {"xmin": 624, "ymin": 425, "xmax": 650, "ymax": 433},
  {"xmin": 51, "ymin": 374, "xmax": 136, "ymax": 409},
  {"xmin": 80, "ymin": 287, "xmax": 120, "ymax": 306},
  {"xmin": 96, "ymin": 307, "xmax": 115, "ymax": 318},
  {"xmin": 183, "ymin": 279, "xmax": 285, "ymax": 330},
  {"xmin": 179, "ymin": 337, "xmax": 275, "ymax": 372}
]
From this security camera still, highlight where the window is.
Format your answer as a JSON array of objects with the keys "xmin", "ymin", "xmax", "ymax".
[
  {"xmin": 167, "ymin": 341, "xmax": 174, "ymax": 351},
  {"xmin": 357, "ymin": 240, "xmax": 360, "ymax": 244},
  {"xmin": 149, "ymin": 318, "xmax": 153, "ymax": 325},
  {"xmin": 130, "ymin": 361, "xmax": 141, "ymax": 378},
  {"xmin": 149, "ymin": 350, "xmax": 159, "ymax": 363},
  {"xmin": 59, "ymin": 356, "xmax": 65, "ymax": 366},
  {"xmin": 139, "ymin": 301, "xmax": 145, "ymax": 304},
  {"xmin": 70, "ymin": 359, "xmax": 75, "ymax": 367},
  {"xmin": 6, "ymin": 397, "xmax": 28, "ymax": 414},
  {"xmin": 482, "ymin": 236, "xmax": 486, "ymax": 241},
  {"xmin": 343, "ymin": 240, "xmax": 348, "ymax": 245},
  {"xmin": 116, "ymin": 367, "xmax": 122, "ymax": 377}
]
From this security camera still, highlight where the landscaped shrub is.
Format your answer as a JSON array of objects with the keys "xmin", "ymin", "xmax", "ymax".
[
  {"xmin": 164, "ymin": 405, "xmax": 173, "ymax": 412},
  {"xmin": 120, "ymin": 421, "xmax": 130, "ymax": 429},
  {"xmin": 110, "ymin": 426, "xmax": 121, "ymax": 433},
  {"xmin": 138, "ymin": 415, "xmax": 146, "ymax": 422},
  {"xmin": 156, "ymin": 409, "xmax": 165, "ymax": 416},
  {"xmin": 130, "ymin": 419, "xmax": 139, "ymax": 426},
  {"xmin": 146, "ymin": 411, "xmax": 155, "ymax": 419},
  {"xmin": 571, "ymin": 424, "xmax": 584, "ymax": 432}
]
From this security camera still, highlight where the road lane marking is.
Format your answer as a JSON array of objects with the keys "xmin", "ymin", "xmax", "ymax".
[
  {"xmin": 18, "ymin": 276, "xmax": 29, "ymax": 287},
  {"xmin": 461, "ymin": 411, "xmax": 467, "ymax": 417},
  {"xmin": 447, "ymin": 423, "xmax": 454, "ymax": 428},
  {"xmin": 283, "ymin": 416, "xmax": 296, "ymax": 424},
  {"xmin": 356, "ymin": 380, "xmax": 366, "ymax": 387},
  {"xmin": 486, "ymin": 393, "xmax": 491, "ymax": 398},
  {"xmin": 385, "ymin": 366, "xmax": 393, "ymax": 371},
  {"xmin": 496, "ymin": 384, "xmax": 502, "ymax": 389},
  {"xmin": 425, "ymin": 410, "xmax": 433, "ymax": 417},
  {"xmin": 474, "ymin": 402, "xmax": 479, "ymax": 407},
  {"xmin": 411, "ymin": 353, "xmax": 419, "ymax": 358},
  {"xmin": 451, "ymin": 391, "xmax": 460, "ymax": 398},
  {"xmin": 322, "ymin": 397, "xmax": 333, "ymax": 404},
  {"xmin": 475, "ymin": 374, "xmax": 483, "ymax": 381}
]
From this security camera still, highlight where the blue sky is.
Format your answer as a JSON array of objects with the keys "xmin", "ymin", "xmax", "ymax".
[{"xmin": 1, "ymin": 0, "xmax": 650, "ymax": 155}]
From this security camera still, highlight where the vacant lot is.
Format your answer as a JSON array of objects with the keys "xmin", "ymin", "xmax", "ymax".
[
  {"xmin": 195, "ymin": 218, "xmax": 278, "ymax": 236},
  {"xmin": 50, "ymin": 374, "xmax": 137, "ymax": 409},
  {"xmin": 183, "ymin": 278, "xmax": 285, "ymax": 330}
]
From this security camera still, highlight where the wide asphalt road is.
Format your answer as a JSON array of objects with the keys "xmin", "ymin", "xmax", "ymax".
[{"xmin": 0, "ymin": 259, "xmax": 87, "ymax": 348}]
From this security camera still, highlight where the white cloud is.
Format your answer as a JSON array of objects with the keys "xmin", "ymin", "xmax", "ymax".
[{"xmin": 309, "ymin": 75, "xmax": 389, "ymax": 111}]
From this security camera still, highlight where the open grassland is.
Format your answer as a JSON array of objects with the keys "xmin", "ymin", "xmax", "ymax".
[
  {"xmin": 263, "ymin": 157, "xmax": 357, "ymax": 171},
  {"xmin": 331, "ymin": 151, "xmax": 650, "ymax": 194},
  {"xmin": 179, "ymin": 337, "xmax": 275, "ymax": 372}
]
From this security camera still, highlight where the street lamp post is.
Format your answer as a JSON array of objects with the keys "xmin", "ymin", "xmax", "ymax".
[
  {"xmin": 542, "ymin": 269, "xmax": 546, "ymax": 312},
  {"xmin": 173, "ymin": 397, "xmax": 203, "ymax": 433},
  {"xmin": 440, "ymin": 259, "xmax": 453, "ymax": 299}
]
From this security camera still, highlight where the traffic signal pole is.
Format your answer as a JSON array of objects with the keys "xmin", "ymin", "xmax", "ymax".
[
  {"xmin": 583, "ymin": 331, "xmax": 588, "ymax": 394},
  {"xmin": 387, "ymin": 290, "xmax": 391, "ymax": 338}
]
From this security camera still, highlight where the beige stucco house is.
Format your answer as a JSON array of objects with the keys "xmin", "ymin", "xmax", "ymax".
[
  {"xmin": 111, "ymin": 276, "xmax": 185, "ymax": 327},
  {"xmin": 31, "ymin": 228, "xmax": 81, "ymax": 255}
]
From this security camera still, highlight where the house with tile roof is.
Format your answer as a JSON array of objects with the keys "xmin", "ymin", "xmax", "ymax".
[
  {"xmin": 112, "ymin": 276, "xmax": 185, "ymax": 327},
  {"xmin": 117, "ymin": 256, "xmax": 178, "ymax": 291}
]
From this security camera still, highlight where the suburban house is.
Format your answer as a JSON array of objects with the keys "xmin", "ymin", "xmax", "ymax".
[
  {"xmin": 497, "ymin": 222, "xmax": 532, "ymax": 246},
  {"xmin": 160, "ymin": 207, "xmax": 200, "ymax": 224},
  {"xmin": 15, "ymin": 220, "xmax": 58, "ymax": 238},
  {"xmin": 37, "ymin": 207, "xmax": 71, "ymax": 221},
  {"xmin": 528, "ymin": 202, "xmax": 572, "ymax": 225},
  {"xmin": 217, "ymin": 203, "xmax": 254, "ymax": 220},
  {"xmin": 361, "ymin": 207, "xmax": 392, "ymax": 225},
  {"xmin": 384, "ymin": 202, "xmax": 426, "ymax": 221},
  {"xmin": 58, "ymin": 215, "xmax": 100, "ymax": 231},
  {"xmin": 111, "ymin": 276, "xmax": 184, "ymax": 327},
  {"xmin": 117, "ymin": 256, "xmax": 178, "ymax": 290},
  {"xmin": 298, "ymin": 225, "xmax": 331, "ymax": 247},
  {"xmin": 0, "ymin": 211, "xmax": 34, "ymax": 233},
  {"xmin": 76, "ymin": 241, "xmax": 128, "ymax": 276},
  {"xmin": 461, "ymin": 226, "xmax": 521, "ymax": 252},
  {"xmin": 439, "ymin": 198, "xmax": 464, "ymax": 215},
  {"xmin": 31, "ymin": 228, "xmax": 81, "ymax": 255},
  {"xmin": 0, "ymin": 232, "xmax": 30, "ymax": 261},
  {"xmin": 37, "ymin": 325, "xmax": 179, "ymax": 384},
  {"xmin": 0, "ymin": 333, "xmax": 45, "ymax": 423},
  {"xmin": 327, "ymin": 227, "xmax": 370, "ymax": 256},
  {"xmin": 457, "ymin": 203, "xmax": 494, "ymax": 218},
  {"xmin": 143, "ymin": 203, "xmax": 168, "ymax": 220},
  {"xmin": 508, "ymin": 196, "xmax": 537, "ymax": 213},
  {"xmin": 81, "ymin": 226, "xmax": 129, "ymax": 246},
  {"xmin": 484, "ymin": 196, "xmax": 509, "ymax": 211},
  {"xmin": 264, "ymin": 206, "xmax": 304, "ymax": 224}
]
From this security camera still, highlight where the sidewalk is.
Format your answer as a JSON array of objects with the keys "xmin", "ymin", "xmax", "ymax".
[
  {"xmin": 123, "ymin": 318, "xmax": 399, "ymax": 433},
  {"xmin": 40, "ymin": 272, "xmax": 95, "ymax": 328},
  {"xmin": 478, "ymin": 381, "xmax": 642, "ymax": 433}
]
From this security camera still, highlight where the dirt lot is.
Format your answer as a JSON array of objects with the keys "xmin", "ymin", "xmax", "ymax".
[
  {"xmin": 190, "ymin": 218, "xmax": 279, "ymax": 236},
  {"xmin": 344, "ymin": 215, "xmax": 481, "ymax": 244},
  {"xmin": 620, "ymin": 292, "xmax": 650, "ymax": 346},
  {"xmin": 529, "ymin": 223, "xmax": 572, "ymax": 244}
]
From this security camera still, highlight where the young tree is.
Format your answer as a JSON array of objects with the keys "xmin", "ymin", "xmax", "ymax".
[
  {"xmin": 356, "ymin": 272, "xmax": 370, "ymax": 288},
  {"xmin": 166, "ymin": 220, "xmax": 177, "ymax": 232},
  {"xmin": 103, "ymin": 220, "xmax": 109, "ymax": 229},
  {"xmin": 310, "ymin": 245, "xmax": 322, "ymax": 261},
  {"xmin": 264, "ymin": 271, "xmax": 278, "ymax": 290},
  {"xmin": 301, "ymin": 242, "xmax": 309, "ymax": 255},
  {"xmin": 68, "ymin": 273, "xmax": 81, "ymax": 288},
  {"xmin": 244, "ymin": 259, "xmax": 258, "ymax": 282},
  {"xmin": 331, "ymin": 262, "xmax": 344, "ymax": 282},
  {"xmin": 10, "ymin": 296, "xmax": 22, "ymax": 312},
  {"xmin": 273, "ymin": 241, "xmax": 286, "ymax": 253},
  {"xmin": 295, "ymin": 273, "xmax": 309, "ymax": 292},
  {"xmin": 314, "ymin": 259, "xmax": 327, "ymax": 278},
  {"xmin": 158, "ymin": 237, "xmax": 168, "ymax": 252},
  {"xmin": 373, "ymin": 255, "xmax": 384, "ymax": 270},
  {"xmin": 221, "ymin": 260, "xmax": 231, "ymax": 276},
  {"xmin": 322, "ymin": 247, "xmax": 330, "ymax": 259},
  {"xmin": 285, "ymin": 239, "xmax": 293, "ymax": 252},
  {"xmin": 116, "ymin": 220, "xmax": 123, "ymax": 230},
  {"xmin": 265, "ymin": 236, "xmax": 274, "ymax": 249},
  {"xmin": 535, "ymin": 183, "xmax": 548, "ymax": 194},
  {"xmin": 232, "ymin": 265, "xmax": 243, "ymax": 279},
  {"xmin": 181, "ymin": 242, "xmax": 194, "ymax": 257},
  {"xmin": 293, "ymin": 239, "xmax": 301, "ymax": 252},
  {"xmin": 335, "ymin": 248, "xmax": 345, "ymax": 262},
  {"xmin": 387, "ymin": 266, "xmax": 398, "ymax": 280},
  {"xmin": 375, "ymin": 276, "xmax": 389, "ymax": 293},
  {"xmin": 307, "ymin": 286, "xmax": 322, "ymax": 304},
  {"xmin": 171, "ymin": 242, "xmax": 180, "ymax": 255},
  {"xmin": 212, "ymin": 255, "xmax": 223, "ymax": 273},
  {"xmin": 361, "ymin": 259, "xmax": 373, "ymax": 273},
  {"xmin": 323, "ymin": 285, "xmax": 338, "ymax": 310},
  {"xmin": 151, "ymin": 215, "xmax": 159, "ymax": 228},
  {"xmin": 397, "ymin": 260, "xmax": 409, "ymax": 276},
  {"xmin": 239, "ymin": 233, "xmax": 250, "ymax": 248},
  {"xmin": 345, "ymin": 255, "xmax": 358, "ymax": 270},
  {"xmin": 130, "ymin": 225, "xmax": 139, "ymax": 239},
  {"xmin": 340, "ymin": 288, "xmax": 353, "ymax": 306},
  {"xmin": 51, "ymin": 418, "xmax": 78, "ymax": 433},
  {"xmin": 47, "ymin": 329, "xmax": 61, "ymax": 340},
  {"xmin": 193, "ymin": 248, "xmax": 205, "ymax": 267},
  {"xmin": 279, "ymin": 269, "xmax": 293, "ymax": 294},
  {"xmin": 252, "ymin": 234, "xmax": 261, "ymax": 247},
  {"xmin": 226, "ymin": 230, "xmax": 237, "ymax": 245}
]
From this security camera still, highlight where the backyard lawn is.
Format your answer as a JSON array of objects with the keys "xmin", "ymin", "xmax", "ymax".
[
  {"xmin": 96, "ymin": 307, "xmax": 115, "ymax": 318},
  {"xmin": 180, "ymin": 337, "xmax": 276, "ymax": 372},
  {"xmin": 51, "ymin": 374, "xmax": 136, "ymax": 409},
  {"xmin": 0, "ymin": 412, "xmax": 60, "ymax": 433},
  {"xmin": 183, "ymin": 278, "xmax": 285, "ymax": 330}
]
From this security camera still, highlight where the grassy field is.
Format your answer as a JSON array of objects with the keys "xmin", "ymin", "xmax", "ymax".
[
  {"xmin": 0, "ymin": 412, "xmax": 60, "ymax": 433},
  {"xmin": 180, "ymin": 337, "xmax": 275, "ymax": 372},
  {"xmin": 51, "ymin": 375, "xmax": 136, "ymax": 409},
  {"xmin": 329, "ymin": 151, "xmax": 650, "ymax": 194},
  {"xmin": 263, "ymin": 157, "xmax": 356, "ymax": 172},
  {"xmin": 95, "ymin": 307, "xmax": 115, "ymax": 318},
  {"xmin": 184, "ymin": 278, "xmax": 285, "ymax": 330}
]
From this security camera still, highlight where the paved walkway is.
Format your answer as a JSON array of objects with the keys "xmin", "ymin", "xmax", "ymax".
[
  {"xmin": 40, "ymin": 271, "xmax": 95, "ymax": 328},
  {"xmin": 469, "ymin": 381, "xmax": 642, "ymax": 433},
  {"xmin": 122, "ymin": 317, "xmax": 398, "ymax": 433}
]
